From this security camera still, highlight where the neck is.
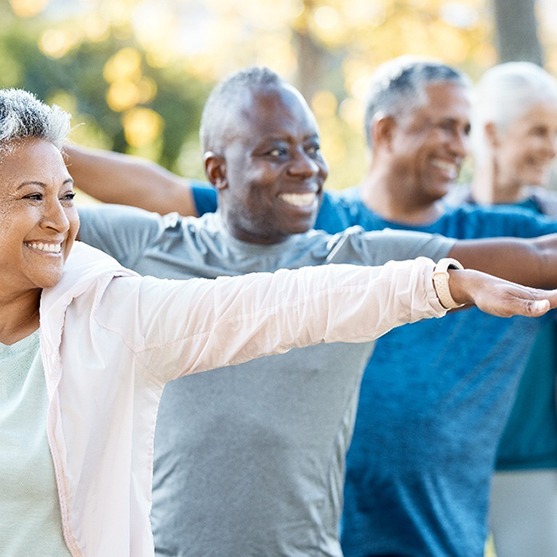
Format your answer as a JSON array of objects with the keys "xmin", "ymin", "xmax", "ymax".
[
  {"xmin": 471, "ymin": 160, "xmax": 525, "ymax": 205},
  {"xmin": 359, "ymin": 167, "xmax": 445, "ymax": 225},
  {"xmin": 0, "ymin": 290, "xmax": 41, "ymax": 345}
]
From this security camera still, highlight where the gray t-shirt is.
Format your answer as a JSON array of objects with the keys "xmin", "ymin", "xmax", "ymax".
[{"xmin": 78, "ymin": 206, "xmax": 453, "ymax": 557}]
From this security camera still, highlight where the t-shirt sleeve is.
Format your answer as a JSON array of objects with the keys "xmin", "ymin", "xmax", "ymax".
[
  {"xmin": 459, "ymin": 205, "xmax": 557, "ymax": 238},
  {"xmin": 78, "ymin": 204, "xmax": 165, "ymax": 269},
  {"xmin": 328, "ymin": 227, "xmax": 455, "ymax": 266},
  {"xmin": 191, "ymin": 181, "xmax": 217, "ymax": 215}
]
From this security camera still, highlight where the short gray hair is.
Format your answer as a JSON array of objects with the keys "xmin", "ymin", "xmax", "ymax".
[
  {"xmin": 0, "ymin": 88, "xmax": 71, "ymax": 153},
  {"xmin": 471, "ymin": 62, "xmax": 557, "ymax": 160},
  {"xmin": 363, "ymin": 56, "xmax": 471, "ymax": 147},
  {"xmin": 199, "ymin": 66, "xmax": 283, "ymax": 154}
]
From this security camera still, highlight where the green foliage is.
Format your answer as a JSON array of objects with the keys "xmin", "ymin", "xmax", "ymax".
[
  {"xmin": 0, "ymin": 0, "xmax": 548, "ymax": 190},
  {"xmin": 0, "ymin": 19, "xmax": 210, "ymax": 174}
]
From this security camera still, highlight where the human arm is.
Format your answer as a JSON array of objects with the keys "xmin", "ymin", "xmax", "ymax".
[
  {"xmin": 449, "ymin": 234, "xmax": 557, "ymax": 289},
  {"xmin": 89, "ymin": 251, "xmax": 557, "ymax": 384},
  {"xmin": 64, "ymin": 144, "xmax": 204, "ymax": 216},
  {"xmin": 76, "ymin": 205, "xmax": 557, "ymax": 310}
]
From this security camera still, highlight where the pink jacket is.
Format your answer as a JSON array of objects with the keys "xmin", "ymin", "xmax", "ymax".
[{"xmin": 39, "ymin": 242, "xmax": 446, "ymax": 556}]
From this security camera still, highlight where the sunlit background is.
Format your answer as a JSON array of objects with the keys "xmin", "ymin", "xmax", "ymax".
[
  {"xmin": 1, "ymin": 2, "xmax": 554, "ymax": 553},
  {"xmin": 1, "ymin": 0, "xmax": 556, "ymax": 190}
]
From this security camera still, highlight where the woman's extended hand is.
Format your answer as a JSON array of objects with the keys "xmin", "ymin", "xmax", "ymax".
[{"xmin": 448, "ymin": 269, "xmax": 557, "ymax": 317}]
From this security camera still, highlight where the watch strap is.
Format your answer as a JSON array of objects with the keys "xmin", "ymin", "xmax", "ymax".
[{"xmin": 432, "ymin": 257, "xmax": 465, "ymax": 310}]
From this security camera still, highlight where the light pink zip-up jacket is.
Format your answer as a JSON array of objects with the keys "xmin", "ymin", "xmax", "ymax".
[{"xmin": 38, "ymin": 241, "xmax": 446, "ymax": 557}]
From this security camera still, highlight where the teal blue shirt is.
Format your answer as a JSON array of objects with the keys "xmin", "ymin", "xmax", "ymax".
[
  {"xmin": 330, "ymin": 189, "xmax": 557, "ymax": 557},
  {"xmin": 451, "ymin": 192, "xmax": 557, "ymax": 471}
]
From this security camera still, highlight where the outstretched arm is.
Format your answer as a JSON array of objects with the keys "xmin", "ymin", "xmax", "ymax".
[
  {"xmin": 449, "ymin": 234, "xmax": 557, "ymax": 289},
  {"xmin": 101, "ymin": 254, "xmax": 557, "ymax": 383},
  {"xmin": 64, "ymin": 144, "xmax": 200, "ymax": 216}
]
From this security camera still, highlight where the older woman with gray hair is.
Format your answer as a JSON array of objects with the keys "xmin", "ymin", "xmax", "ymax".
[{"xmin": 446, "ymin": 62, "xmax": 557, "ymax": 557}]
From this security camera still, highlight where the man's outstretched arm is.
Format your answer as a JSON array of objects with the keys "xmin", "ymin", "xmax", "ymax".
[
  {"xmin": 64, "ymin": 144, "xmax": 201, "ymax": 216},
  {"xmin": 450, "ymin": 235, "xmax": 557, "ymax": 290}
]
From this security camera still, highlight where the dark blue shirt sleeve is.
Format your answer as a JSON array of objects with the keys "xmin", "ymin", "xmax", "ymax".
[{"xmin": 191, "ymin": 181, "xmax": 217, "ymax": 215}]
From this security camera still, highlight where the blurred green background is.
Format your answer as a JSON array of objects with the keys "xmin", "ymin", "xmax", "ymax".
[{"xmin": 1, "ymin": 0, "xmax": 555, "ymax": 191}]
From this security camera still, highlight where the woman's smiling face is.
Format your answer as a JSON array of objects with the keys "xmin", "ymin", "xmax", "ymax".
[
  {"xmin": 0, "ymin": 137, "xmax": 79, "ymax": 295},
  {"xmin": 493, "ymin": 99, "xmax": 557, "ymax": 189}
]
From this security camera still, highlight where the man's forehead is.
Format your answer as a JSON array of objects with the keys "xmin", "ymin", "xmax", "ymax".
[
  {"xmin": 232, "ymin": 84, "xmax": 315, "ymax": 128},
  {"xmin": 242, "ymin": 83, "xmax": 307, "ymax": 110},
  {"xmin": 419, "ymin": 82, "xmax": 471, "ymax": 114},
  {"xmin": 425, "ymin": 80, "xmax": 471, "ymax": 100}
]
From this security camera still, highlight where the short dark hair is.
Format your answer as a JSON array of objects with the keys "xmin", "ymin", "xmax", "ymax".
[
  {"xmin": 200, "ymin": 66, "xmax": 283, "ymax": 153},
  {"xmin": 363, "ymin": 57, "xmax": 471, "ymax": 147}
]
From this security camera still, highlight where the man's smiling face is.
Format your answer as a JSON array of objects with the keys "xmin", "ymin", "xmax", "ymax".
[
  {"xmin": 388, "ymin": 81, "xmax": 472, "ymax": 204},
  {"xmin": 215, "ymin": 83, "xmax": 329, "ymax": 245}
]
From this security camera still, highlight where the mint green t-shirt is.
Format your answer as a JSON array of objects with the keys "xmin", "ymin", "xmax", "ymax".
[{"xmin": 0, "ymin": 330, "xmax": 71, "ymax": 557}]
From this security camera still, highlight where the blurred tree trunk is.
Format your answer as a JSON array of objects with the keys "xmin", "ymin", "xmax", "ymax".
[
  {"xmin": 491, "ymin": 0, "xmax": 544, "ymax": 65},
  {"xmin": 291, "ymin": 0, "xmax": 328, "ymax": 102},
  {"xmin": 292, "ymin": 28, "xmax": 326, "ymax": 102}
]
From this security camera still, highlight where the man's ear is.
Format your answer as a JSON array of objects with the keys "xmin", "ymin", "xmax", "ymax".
[
  {"xmin": 204, "ymin": 152, "xmax": 227, "ymax": 191},
  {"xmin": 373, "ymin": 115, "xmax": 396, "ymax": 149}
]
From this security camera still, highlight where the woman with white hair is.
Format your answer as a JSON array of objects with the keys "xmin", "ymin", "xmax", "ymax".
[{"xmin": 446, "ymin": 61, "xmax": 557, "ymax": 557}]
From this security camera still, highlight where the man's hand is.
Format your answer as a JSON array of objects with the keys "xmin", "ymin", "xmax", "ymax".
[{"xmin": 448, "ymin": 269, "xmax": 556, "ymax": 317}]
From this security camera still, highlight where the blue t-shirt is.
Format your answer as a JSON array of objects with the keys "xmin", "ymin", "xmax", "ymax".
[
  {"xmin": 329, "ymin": 188, "xmax": 557, "ymax": 557},
  {"xmin": 450, "ymin": 193, "xmax": 557, "ymax": 471},
  {"xmin": 497, "ymin": 318, "xmax": 557, "ymax": 470}
]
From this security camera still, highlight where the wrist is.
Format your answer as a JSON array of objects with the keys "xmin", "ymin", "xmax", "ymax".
[{"xmin": 432, "ymin": 258, "xmax": 466, "ymax": 310}]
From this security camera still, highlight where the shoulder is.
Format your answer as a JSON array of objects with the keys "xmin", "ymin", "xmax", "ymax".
[
  {"xmin": 316, "ymin": 186, "xmax": 378, "ymax": 233},
  {"xmin": 315, "ymin": 191, "xmax": 351, "ymax": 234},
  {"xmin": 443, "ymin": 204, "xmax": 557, "ymax": 237},
  {"xmin": 42, "ymin": 242, "xmax": 138, "ymax": 307},
  {"xmin": 527, "ymin": 186, "xmax": 557, "ymax": 216},
  {"xmin": 78, "ymin": 203, "xmax": 163, "ymax": 230}
]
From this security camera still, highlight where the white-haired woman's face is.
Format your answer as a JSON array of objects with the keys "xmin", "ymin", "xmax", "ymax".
[
  {"xmin": 0, "ymin": 138, "xmax": 79, "ymax": 294},
  {"xmin": 493, "ymin": 99, "xmax": 557, "ymax": 188}
]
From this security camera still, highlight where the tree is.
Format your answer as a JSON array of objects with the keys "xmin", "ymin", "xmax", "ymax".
[
  {"xmin": 491, "ymin": 0, "xmax": 544, "ymax": 65},
  {"xmin": 0, "ymin": 18, "xmax": 209, "ymax": 176}
]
